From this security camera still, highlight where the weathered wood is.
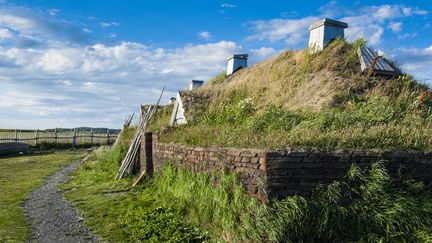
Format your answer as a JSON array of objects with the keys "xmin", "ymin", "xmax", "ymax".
[
  {"xmin": 35, "ymin": 129, "xmax": 39, "ymax": 146},
  {"xmin": 72, "ymin": 128, "xmax": 77, "ymax": 148},
  {"xmin": 132, "ymin": 171, "xmax": 146, "ymax": 187},
  {"xmin": 358, "ymin": 46, "xmax": 397, "ymax": 76},
  {"xmin": 116, "ymin": 86, "xmax": 165, "ymax": 179},
  {"xmin": 113, "ymin": 113, "xmax": 135, "ymax": 148}
]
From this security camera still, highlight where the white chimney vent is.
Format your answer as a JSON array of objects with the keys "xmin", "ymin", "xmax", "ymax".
[
  {"xmin": 168, "ymin": 96, "xmax": 176, "ymax": 105},
  {"xmin": 189, "ymin": 80, "xmax": 204, "ymax": 90},
  {"xmin": 308, "ymin": 18, "xmax": 348, "ymax": 53},
  {"xmin": 226, "ymin": 54, "xmax": 248, "ymax": 76}
]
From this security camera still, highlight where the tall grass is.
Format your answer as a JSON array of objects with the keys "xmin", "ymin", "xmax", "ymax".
[
  {"xmin": 151, "ymin": 39, "xmax": 432, "ymax": 151},
  {"xmin": 65, "ymin": 132, "xmax": 432, "ymax": 242},
  {"xmin": 151, "ymin": 161, "xmax": 432, "ymax": 242}
]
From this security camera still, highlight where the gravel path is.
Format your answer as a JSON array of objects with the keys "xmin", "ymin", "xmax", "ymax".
[{"xmin": 23, "ymin": 159, "xmax": 99, "ymax": 243}]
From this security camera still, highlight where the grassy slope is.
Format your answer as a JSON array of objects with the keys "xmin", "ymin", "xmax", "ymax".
[
  {"xmin": 0, "ymin": 150, "xmax": 86, "ymax": 242},
  {"xmin": 63, "ymin": 133, "xmax": 432, "ymax": 242},
  {"xmin": 61, "ymin": 127, "xmax": 207, "ymax": 242},
  {"xmin": 155, "ymin": 39, "xmax": 432, "ymax": 151}
]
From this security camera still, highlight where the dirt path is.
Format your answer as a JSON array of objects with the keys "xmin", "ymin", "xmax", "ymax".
[{"xmin": 23, "ymin": 160, "xmax": 99, "ymax": 243}]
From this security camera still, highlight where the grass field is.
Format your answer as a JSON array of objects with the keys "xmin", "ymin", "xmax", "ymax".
[
  {"xmin": 61, "ymin": 128, "xmax": 207, "ymax": 242},
  {"xmin": 0, "ymin": 150, "xmax": 86, "ymax": 242},
  {"xmin": 151, "ymin": 39, "xmax": 432, "ymax": 152},
  {"xmin": 64, "ymin": 136, "xmax": 432, "ymax": 242}
]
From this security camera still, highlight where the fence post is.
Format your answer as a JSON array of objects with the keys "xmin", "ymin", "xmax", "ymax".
[
  {"xmin": 35, "ymin": 129, "xmax": 38, "ymax": 146},
  {"xmin": 54, "ymin": 128, "xmax": 58, "ymax": 143},
  {"xmin": 90, "ymin": 128, "xmax": 93, "ymax": 145},
  {"xmin": 72, "ymin": 128, "xmax": 76, "ymax": 148},
  {"xmin": 15, "ymin": 129, "xmax": 18, "ymax": 142},
  {"xmin": 107, "ymin": 130, "xmax": 110, "ymax": 144},
  {"xmin": 143, "ymin": 132, "xmax": 153, "ymax": 174}
]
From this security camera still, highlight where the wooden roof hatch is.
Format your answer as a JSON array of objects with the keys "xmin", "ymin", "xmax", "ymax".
[{"xmin": 358, "ymin": 46, "xmax": 398, "ymax": 76}]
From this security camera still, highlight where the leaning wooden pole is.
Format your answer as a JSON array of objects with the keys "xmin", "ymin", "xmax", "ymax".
[{"xmin": 115, "ymin": 86, "xmax": 165, "ymax": 179}]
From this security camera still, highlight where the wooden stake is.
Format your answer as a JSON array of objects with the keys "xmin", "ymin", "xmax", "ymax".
[{"xmin": 132, "ymin": 171, "xmax": 146, "ymax": 187}]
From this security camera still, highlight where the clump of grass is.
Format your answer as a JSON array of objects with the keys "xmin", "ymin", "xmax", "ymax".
[
  {"xmin": 150, "ymin": 164, "xmax": 258, "ymax": 241},
  {"xmin": 148, "ymin": 105, "xmax": 173, "ymax": 132},
  {"xmin": 65, "ymin": 131, "xmax": 432, "ymax": 242},
  {"xmin": 155, "ymin": 39, "xmax": 432, "ymax": 151},
  {"xmin": 62, "ymin": 128, "xmax": 207, "ymax": 242},
  {"xmin": 152, "ymin": 161, "xmax": 432, "ymax": 242},
  {"xmin": 247, "ymin": 161, "xmax": 432, "ymax": 242},
  {"xmin": 207, "ymin": 71, "xmax": 227, "ymax": 85}
]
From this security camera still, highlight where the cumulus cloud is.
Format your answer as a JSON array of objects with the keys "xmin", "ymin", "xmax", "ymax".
[
  {"xmin": 392, "ymin": 45, "xmax": 432, "ymax": 83},
  {"xmin": 249, "ymin": 47, "xmax": 277, "ymax": 64},
  {"xmin": 0, "ymin": 27, "xmax": 12, "ymax": 39},
  {"xmin": 0, "ymin": 38, "xmax": 242, "ymax": 128},
  {"xmin": 198, "ymin": 31, "xmax": 211, "ymax": 40},
  {"xmin": 0, "ymin": 6, "xmax": 89, "ymax": 45},
  {"xmin": 388, "ymin": 21, "xmax": 402, "ymax": 32},
  {"xmin": 247, "ymin": 4, "xmax": 427, "ymax": 46},
  {"xmin": 246, "ymin": 16, "xmax": 319, "ymax": 45},
  {"xmin": 342, "ymin": 15, "xmax": 384, "ymax": 45}
]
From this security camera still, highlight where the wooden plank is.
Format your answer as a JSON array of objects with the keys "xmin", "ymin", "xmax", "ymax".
[
  {"xmin": 132, "ymin": 171, "xmax": 146, "ymax": 187},
  {"xmin": 358, "ymin": 46, "xmax": 397, "ymax": 76}
]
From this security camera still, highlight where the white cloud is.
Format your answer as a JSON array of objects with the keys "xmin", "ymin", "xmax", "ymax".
[
  {"xmin": 0, "ymin": 28, "xmax": 13, "ymax": 39},
  {"xmin": 198, "ymin": 31, "xmax": 211, "ymax": 40},
  {"xmin": 82, "ymin": 28, "xmax": 92, "ymax": 33},
  {"xmin": 101, "ymin": 22, "xmax": 119, "ymax": 27},
  {"xmin": 392, "ymin": 45, "xmax": 432, "ymax": 82},
  {"xmin": 247, "ymin": 16, "xmax": 319, "ymax": 45},
  {"xmin": 0, "ymin": 40, "xmax": 242, "ymax": 129},
  {"xmin": 371, "ymin": 5, "xmax": 404, "ymax": 21},
  {"xmin": 221, "ymin": 3, "xmax": 236, "ymax": 8},
  {"xmin": 62, "ymin": 80, "xmax": 73, "ymax": 86},
  {"xmin": 397, "ymin": 32, "xmax": 418, "ymax": 40},
  {"xmin": 249, "ymin": 47, "xmax": 277, "ymax": 64},
  {"xmin": 48, "ymin": 9, "xmax": 59, "ymax": 16},
  {"xmin": 342, "ymin": 15, "xmax": 384, "ymax": 45},
  {"xmin": 388, "ymin": 21, "xmax": 402, "ymax": 32},
  {"xmin": 247, "ymin": 4, "xmax": 427, "ymax": 46},
  {"xmin": 36, "ymin": 48, "xmax": 83, "ymax": 72},
  {"xmin": 0, "ymin": 7, "xmax": 88, "ymax": 45},
  {"xmin": 0, "ymin": 14, "xmax": 37, "ymax": 32}
]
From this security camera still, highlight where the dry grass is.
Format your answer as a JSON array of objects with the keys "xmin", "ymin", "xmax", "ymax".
[
  {"xmin": 196, "ymin": 39, "xmax": 364, "ymax": 113},
  {"xmin": 152, "ymin": 39, "xmax": 432, "ymax": 151}
]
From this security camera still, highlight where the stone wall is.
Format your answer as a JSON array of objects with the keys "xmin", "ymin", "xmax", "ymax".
[
  {"xmin": 266, "ymin": 150, "xmax": 432, "ymax": 199},
  {"xmin": 149, "ymin": 133, "xmax": 267, "ymax": 201},
  {"xmin": 140, "ymin": 132, "xmax": 432, "ymax": 201}
]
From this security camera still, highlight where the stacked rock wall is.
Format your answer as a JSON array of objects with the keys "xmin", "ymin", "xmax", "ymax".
[{"xmin": 140, "ymin": 132, "xmax": 432, "ymax": 200}]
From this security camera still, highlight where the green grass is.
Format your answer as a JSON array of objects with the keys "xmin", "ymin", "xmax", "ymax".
[
  {"xmin": 0, "ymin": 150, "xmax": 86, "ymax": 242},
  {"xmin": 151, "ymin": 40, "xmax": 432, "ymax": 151},
  {"xmin": 64, "ymin": 136, "xmax": 432, "ymax": 242},
  {"xmin": 207, "ymin": 71, "xmax": 227, "ymax": 85},
  {"xmin": 61, "ymin": 131, "xmax": 207, "ymax": 242}
]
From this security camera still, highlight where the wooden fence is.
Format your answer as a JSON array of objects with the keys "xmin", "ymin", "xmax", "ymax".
[{"xmin": 0, "ymin": 129, "xmax": 118, "ymax": 147}]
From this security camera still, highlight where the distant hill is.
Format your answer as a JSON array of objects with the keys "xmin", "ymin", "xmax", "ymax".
[{"xmin": 153, "ymin": 39, "xmax": 432, "ymax": 151}]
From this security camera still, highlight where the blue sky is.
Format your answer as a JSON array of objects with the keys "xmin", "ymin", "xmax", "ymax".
[{"xmin": 0, "ymin": 0, "xmax": 431, "ymax": 129}]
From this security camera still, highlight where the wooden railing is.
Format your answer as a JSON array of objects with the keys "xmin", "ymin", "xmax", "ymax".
[{"xmin": 0, "ymin": 128, "xmax": 118, "ymax": 147}]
